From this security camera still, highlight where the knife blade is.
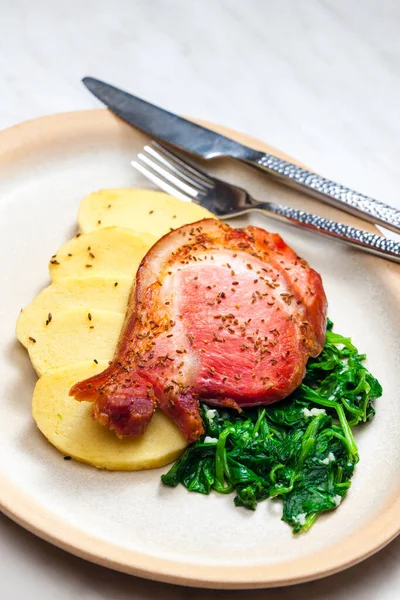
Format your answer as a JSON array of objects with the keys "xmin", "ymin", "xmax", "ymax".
[
  {"xmin": 83, "ymin": 77, "xmax": 243, "ymax": 159},
  {"xmin": 83, "ymin": 77, "xmax": 400, "ymax": 235}
]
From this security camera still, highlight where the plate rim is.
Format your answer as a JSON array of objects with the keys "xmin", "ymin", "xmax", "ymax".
[{"xmin": 1, "ymin": 109, "xmax": 399, "ymax": 589}]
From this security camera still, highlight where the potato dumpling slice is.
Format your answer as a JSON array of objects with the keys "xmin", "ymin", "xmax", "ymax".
[
  {"xmin": 33, "ymin": 361, "xmax": 187, "ymax": 470},
  {"xmin": 19, "ymin": 308, "xmax": 123, "ymax": 376},
  {"xmin": 17, "ymin": 276, "xmax": 132, "ymax": 347},
  {"xmin": 78, "ymin": 189, "xmax": 214, "ymax": 239},
  {"xmin": 49, "ymin": 227, "xmax": 155, "ymax": 282}
]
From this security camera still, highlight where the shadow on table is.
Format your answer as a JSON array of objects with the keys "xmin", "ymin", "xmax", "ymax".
[{"xmin": 1, "ymin": 514, "xmax": 399, "ymax": 599}]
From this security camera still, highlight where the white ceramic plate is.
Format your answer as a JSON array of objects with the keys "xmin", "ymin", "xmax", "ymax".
[{"xmin": 0, "ymin": 110, "xmax": 399, "ymax": 589}]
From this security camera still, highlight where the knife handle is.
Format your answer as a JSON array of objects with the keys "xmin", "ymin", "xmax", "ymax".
[
  {"xmin": 242, "ymin": 150, "xmax": 400, "ymax": 235},
  {"xmin": 251, "ymin": 201, "xmax": 400, "ymax": 263}
]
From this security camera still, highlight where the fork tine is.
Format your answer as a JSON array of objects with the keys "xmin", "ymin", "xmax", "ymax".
[
  {"xmin": 148, "ymin": 142, "xmax": 215, "ymax": 189},
  {"xmin": 131, "ymin": 158, "xmax": 201, "ymax": 205},
  {"xmin": 137, "ymin": 152, "xmax": 206, "ymax": 199},
  {"xmin": 142, "ymin": 145, "xmax": 211, "ymax": 193}
]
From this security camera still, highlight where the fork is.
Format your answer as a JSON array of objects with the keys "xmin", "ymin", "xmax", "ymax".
[{"xmin": 131, "ymin": 142, "xmax": 400, "ymax": 264}]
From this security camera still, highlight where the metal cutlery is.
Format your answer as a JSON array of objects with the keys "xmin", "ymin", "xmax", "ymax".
[
  {"xmin": 132, "ymin": 142, "xmax": 400, "ymax": 264},
  {"xmin": 83, "ymin": 77, "xmax": 400, "ymax": 235}
]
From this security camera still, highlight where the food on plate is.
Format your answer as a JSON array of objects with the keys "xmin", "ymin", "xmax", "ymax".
[
  {"xmin": 70, "ymin": 219, "xmax": 327, "ymax": 442},
  {"xmin": 16, "ymin": 276, "xmax": 131, "ymax": 335},
  {"xmin": 17, "ymin": 188, "xmax": 382, "ymax": 533},
  {"xmin": 162, "ymin": 320, "xmax": 382, "ymax": 532},
  {"xmin": 49, "ymin": 227, "xmax": 154, "ymax": 281},
  {"xmin": 33, "ymin": 361, "xmax": 186, "ymax": 470},
  {"xmin": 78, "ymin": 189, "xmax": 213, "ymax": 239},
  {"xmin": 18, "ymin": 308, "xmax": 123, "ymax": 376}
]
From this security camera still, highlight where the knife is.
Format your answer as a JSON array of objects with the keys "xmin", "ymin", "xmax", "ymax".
[{"xmin": 83, "ymin": 77, "xmax": 400, "ymax": 235}]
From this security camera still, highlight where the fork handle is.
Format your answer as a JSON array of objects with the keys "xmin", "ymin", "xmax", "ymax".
[
  {"xmin": 242, "ymin": 150, "xmax": 400, "ymax": 235},
  {"xmin": 253, "ymin": 202, "xmax": 400, "ymax": 263}
]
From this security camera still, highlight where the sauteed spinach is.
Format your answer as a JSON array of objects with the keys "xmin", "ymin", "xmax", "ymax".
[{"xmin": 162, "ymin": 320, "xmax": 382, "ymax": 533}]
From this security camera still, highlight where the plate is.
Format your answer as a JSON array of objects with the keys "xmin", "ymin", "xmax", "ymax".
[{"xmin": 0, "ymin": 109, "xmax": 400, "ymax": 589}]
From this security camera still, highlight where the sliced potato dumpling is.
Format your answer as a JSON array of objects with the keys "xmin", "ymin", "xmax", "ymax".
[
  {"xmin": 17, "ymin": 276, "xmax": 132, "ymax": 345},
  {"xmin": 78, "ymin": 189, "xmax": 214, "ymax": 239},
  {"xmin": 33, "ymin": 361, "xmax": 187, "ymax": 470},
  {"xmin": 19, "ymin": 308, "xmax": 123, "ymax": 375},
  {"xmin": 49, "ymin": 227, "xmax": 155, "ymax": 282}
]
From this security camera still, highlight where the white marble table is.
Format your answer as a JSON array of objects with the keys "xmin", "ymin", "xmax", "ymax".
[{"xmin": 1, "ymin": 0, "xmax": 400, "ymax": 597}]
